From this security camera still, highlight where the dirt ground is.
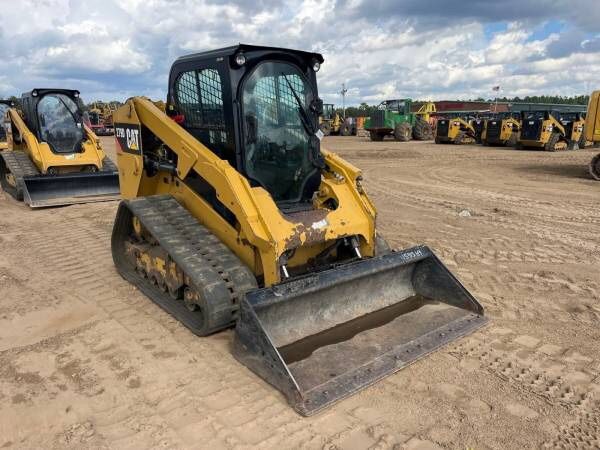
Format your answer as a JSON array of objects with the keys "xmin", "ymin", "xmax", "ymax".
[{"xmin": 0, "ymin": 136, "xmax": 599, "ymax": 449}]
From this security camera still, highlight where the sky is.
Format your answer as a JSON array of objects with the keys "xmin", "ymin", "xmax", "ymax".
[{"xmin": 0, "ymin": 0, "xmax": 599, "ymax": 106}]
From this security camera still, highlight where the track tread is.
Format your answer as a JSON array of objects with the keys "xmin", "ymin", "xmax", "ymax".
[
  {"xmin": 101, "ymin": 157, "xmax": 118, "ymax": 172},
  {"xmin": 0, "ymin": 150, "xmax": 40, "ymax": 201},
  {"xmin": 112, "ymin": 195, "xmax": 257, "ymax": 336}
]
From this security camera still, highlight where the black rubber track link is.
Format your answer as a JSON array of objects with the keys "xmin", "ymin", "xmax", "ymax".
[
  {"xmin": 590, "ymin": 153, "xmax": 600, "ymax": 181},
  {"xmin": 544, "ymin": 132, "xmax": 566, "ymax": 152},
  {"xmin": 101, "ymin": 157, "xmax": 118, "ymax": 173},
  {"xmin": 0, "ymin": 150, "xmax": 40, "ymax": 201},
  {"xmin": 111, "ymin": 195, "xmax": 257, "ymax": 336}
]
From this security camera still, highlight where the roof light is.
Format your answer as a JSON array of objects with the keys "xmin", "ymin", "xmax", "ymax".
[
  {"xmin": 312, "ymin": 60, "xmax": 321, "ymax": 72},
  {"xmin": 32, "ymin": 90, "xmax": 38, "ymax": 97},
  {"xmin": 235, "ymin": 53, "xmax": 246, "ymax": 66}
]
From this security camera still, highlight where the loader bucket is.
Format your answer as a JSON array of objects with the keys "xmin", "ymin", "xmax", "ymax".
[
  {"xmin": 233, "ymin": 245, "xmax": 487, "ymax": 416},
  {"xmin": 22, "ymin": 172, "xmax": 120, "ymax": 208}
]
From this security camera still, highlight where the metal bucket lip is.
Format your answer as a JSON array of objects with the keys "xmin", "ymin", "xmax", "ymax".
[
  {"xmin": 22, "ymin": 172, "xmax": 121, "ymax": 207},
  {"xmin": 246, "ymin": 245, "xmax": 434, "ymax": 309},
  {"xmin": 22, "ymin": 171, "xmax": 118, "ymax": 181}
]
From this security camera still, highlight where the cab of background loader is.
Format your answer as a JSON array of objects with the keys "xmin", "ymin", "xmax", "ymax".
[
  {"xmin": 322, "ymin": 103, "xmax": 334, "ymax": 120},
  {"xmin": 20, "ymin": 89, "xmax": 87, "ymax": 154},
  {"xmin": 166, "ymin": 44, "xmax": 325, "ymax": 206}
]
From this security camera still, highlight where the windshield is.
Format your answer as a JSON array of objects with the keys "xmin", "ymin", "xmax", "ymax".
[
  {"xmin": 88, "ymin": 110, "xmax": 101, "ymax": 126},
  {"xmin": 322, "ymin": 104, "xmax": 334, "ymax": 120},
  {"xmin": 37, "ymin": 94, "xmax": 85, "ymax": 154},
  {"xmin": 380, "ymin": 100, "xmax": 404, "ymax": 112},
  {"xmin": 242, "ymin": 61, "xmax": 318, "ymax": 203}
]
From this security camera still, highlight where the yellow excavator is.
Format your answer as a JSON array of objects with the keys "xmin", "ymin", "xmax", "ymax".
[
  {"xmin": 0, "ymin": 100, "xmax": 14, "ymax": 151},
  {"xmin": 435, "ymin": 116, "xmax": 478, "ymax": 144},
  {"xmin": 111, "ymin": 44, "xmax": 486, "ymax": 415},
  {"xmin": 586, "ymin": 91, "xmax": 600, "ymax": 180},
  {"xmin": 481, "ymin": 113, "xmax": 521, "ymax": 147},
  {"xmin": 0, "ymin": 89, "xmax": 120, "ymax": 207}
]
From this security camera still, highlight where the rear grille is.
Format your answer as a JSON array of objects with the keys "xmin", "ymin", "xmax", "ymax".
[
  {"xmin": 486, "ymin": 120, "xmax": 501, "ymax": 140},
  {"xmin": 370, "ymin": 110, "xmax": 386, "ymax": 128},
  {"xmin": 521, "ymin": 119, "xmax": 542, "ymax": 140},
  {"xmin": 436, "ymin": 120, "xmax": 449, "ymax": 137}
]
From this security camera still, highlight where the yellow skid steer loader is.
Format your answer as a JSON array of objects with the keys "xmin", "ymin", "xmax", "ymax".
[
  {"xmin": 111, "ymin": 44, "xmax": 486, "ymax": 415},
  {"xmin": 586, "ymin": 90, "xmax": 600, "ymax": 180},
  {"xmin": 517, "ymin": 110, "xmax": 571, "ymax": 151},
  {"xmin": 0, "ymin": 89, "xmax": 120, "ymax": 207},
  {"xmin": 481, "ymin": 113, "xmax": 521, "ymax": 147},
  {"xmin": 435, "ymin": 116, "xmax": 477, "ymax": 144}
]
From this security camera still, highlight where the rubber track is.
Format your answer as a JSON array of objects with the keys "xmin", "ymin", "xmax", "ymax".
[
  {"xmin": 112, "ymin": 194, "xmax": 257, "ymax": 336},
  {"xmin": 0, "ymin": 150, "xmax": 40, "ymax": 201},
  {"xmin": 101, "ymin": 157, "xmax": 118, "ymax": 172}
]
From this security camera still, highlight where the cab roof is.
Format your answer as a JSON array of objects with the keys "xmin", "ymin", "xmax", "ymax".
[
  {"xmin": 174, "ymin": 43, "xmax": 324, "ymax": 64},
  {"xmin": 22, "ymin": 88, "xmax": 81, "ymax": 99}
]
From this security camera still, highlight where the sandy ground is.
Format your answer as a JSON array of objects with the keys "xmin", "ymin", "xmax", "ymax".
[{"xmin": 0, "ymin": 136, "xmax": 599, "ymax": 449}]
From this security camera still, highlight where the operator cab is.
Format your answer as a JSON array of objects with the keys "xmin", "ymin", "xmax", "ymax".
[
  {"xmin": 21, "ymin": 89, "xmax": 86, "ymax": 154},
  {"xmin": 167, "ymin": 44, "xmax": 325, "ymax": 206},
  {"xmin": 322, "ymin": 103, "xmax": 334, "ymax": 120},
  {"xmin": 377, "ymin": 99, "xmax": 411, "ymax": 115}
]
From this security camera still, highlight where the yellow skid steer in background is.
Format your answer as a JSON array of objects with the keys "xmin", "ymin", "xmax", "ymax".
[
  {"xmin": 435, "ymin": 116, "xmax": 478, "ymax": 144},
  {"xmin": 0, "ymin": 89, "xmax": 120, "ymax": 207},
  {"xmin": 111, "ymin": 44, "xmax": 486, "ymax": 415},
  {"xmin": 586, "ymin": 90, "xmax": 600, "ymax": 180}
]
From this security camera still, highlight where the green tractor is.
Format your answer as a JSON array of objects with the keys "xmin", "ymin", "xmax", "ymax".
[{"xmin": 364, "ymin": 99, "xmax": 434, "ymax": 142}]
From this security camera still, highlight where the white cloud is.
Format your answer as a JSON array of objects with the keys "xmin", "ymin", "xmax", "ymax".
[{"xmin": 0, "ymin": 0, "xmax": 597, "ymax": 104}]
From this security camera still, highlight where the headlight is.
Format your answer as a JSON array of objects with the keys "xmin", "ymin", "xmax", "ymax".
[
  {"xmin": 312, "ymin": 61, "xmax": 321, "ymax": 72},
  {"xmin": 235, "ymin": 53, "xmax": 246, "ymax": 66}
]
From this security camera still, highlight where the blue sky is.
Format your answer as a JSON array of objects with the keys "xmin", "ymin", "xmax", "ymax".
[{"xmin": 0, "ymin": 0, "xmax": 599, "ymax": 106}]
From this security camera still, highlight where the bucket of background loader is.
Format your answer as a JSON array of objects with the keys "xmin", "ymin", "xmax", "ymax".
[
  {"xmin": 22, "ymin": 172, "xmax": 120, "ymax": 208},
  {"xmin": 233, "ymin": 245, "xmax": 487, "ymax": 416}
]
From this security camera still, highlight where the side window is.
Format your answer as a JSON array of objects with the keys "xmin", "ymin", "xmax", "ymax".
[{"xmin": 175, "ymin": 69, "xmax": 227, "ymax": 145}]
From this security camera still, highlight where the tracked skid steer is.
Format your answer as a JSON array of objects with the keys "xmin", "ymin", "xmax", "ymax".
[
  {"xmin": 517, "ymin": 110, "xmax": 572, "ymax": 151},
  {"xmin": 0, "ymin": 89, "xmax": 119, "ymax": 207},
  {"xmin": 434, "ymin": 116, "xmax": 478, "ymax": 144},
  {"xmin": 481, "ymin": 113, "xmax": 521, "ymax": 147},
  {"xmin": 586, "ymin": 91, "xmax": 600, "ymax": 180},
  {"xmin": 111, "ymin": 44, "xmax": 487, "ymax": 415}
]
